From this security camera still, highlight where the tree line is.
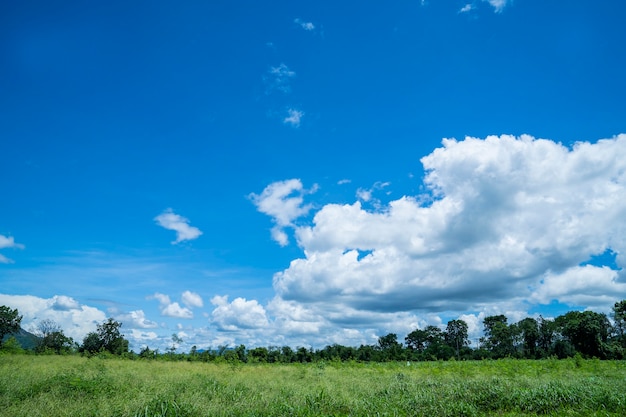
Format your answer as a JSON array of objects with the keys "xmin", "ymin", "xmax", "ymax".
[{"xmin": 2, "ymin": 300, "xmax": 626, "ymax": 361}]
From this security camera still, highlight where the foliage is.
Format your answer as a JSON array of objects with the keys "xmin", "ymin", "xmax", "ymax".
[
  {"xmin": 80, "ymin": 318, "xmax": 129, "ymax": 355},
  {"xmin": 445, "ymin": 319, "xmax": 469, "ymax": 360},
  {"xmin": 0, "ymin": 336, "xmax": 24, "ymax": 354},
  {"xmin": 0, "ymin": 305, "xmax": 22, "ymax": 347},
  {"xmin": 613, "ymin": 300, "xmax": 626, "ymax": 346},
  {"xmin": 481, "ymin": 314, "xmax": 514, "ymax": 358},
  {"xmin": 2, "ymin": 355, "xmax": 626, "ymax": 416},
  {"xmin": 555, "ymin": 310, "xmax": 611, "ymax": 358},
  {"xmin": 35, "ymin": 319, "xmax": 75, "ymax": 354},
  {"xmin": 4, "ymin": 301, "xmax": 626, "ymax": 362}
]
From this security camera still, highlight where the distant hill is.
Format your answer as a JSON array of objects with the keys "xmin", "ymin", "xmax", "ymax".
[{"xmin": 2, "ymin": 328, "xmax": 41, "ymax": 350}]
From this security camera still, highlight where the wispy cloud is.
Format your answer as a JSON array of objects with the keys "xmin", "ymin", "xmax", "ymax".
[
  {"xmin": 264, "ymin": 63, "xmax": 296, "ymax": 94},
  {"xmin": 154, "ymin": 209, "xmax": 202, "ymax": 244},
  {"xmin": 459, "ymin": 3, "xmax": 474, "ymax": 13},
  {"xmin": 294, "ymin": 18, "xmax": 315, "ymax": 32},
  {"xmin": 283, "ymin": 108, "xmax": 304, "ymax": 127},
  {"xmin": 0, "ymin": 234, "xmax": 24, "ymax": 264},
  {"xmin": 483, "ymin": 0, "xmax": 510, "ymax": 13},
  {"xmin": 356, "ymin": 181, "xmax": 391, "ymax": 207}
]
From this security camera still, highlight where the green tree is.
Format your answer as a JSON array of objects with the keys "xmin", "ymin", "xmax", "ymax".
[
  {"xmin": 537, "ymin": 315, "xmax": 556, "ymax": 357},
  {"xmin": 97, "ymin": 318, "xmax": 129, "ymax": 354},
  {"xmin": 377, "ymin": 333, "xmax": 404, "ymax": 361},
  {"xmin": 405, "ymin": 329, "xmax": 428, "ymax": 352},
  {"xmin": 0, "ymin": 336, "xmax": 24, "ymax": 353},
  {"xmin": 280, "ymin": 346, "xmax": 295, "ymax": 363},
  {"xmin": 35, "ymin": 319, "xmax": 74, "ymax": 354},
  {"xmin": 168, "ymin": 333, "xmax": 183, "ymax": 355},
  {"xmin": 481, "ymin": 315, "xmax": 514, "ymax": 358},
  {"xmin": 445, "ymin": 319, "xmax": 469, "ymax": 360},
  {"xmin": 81, "ymin": 332, "xmax": 103, "ymax": 354},
  {"xmin": 555, "ymin": 310, "xmax": 610, "ymax": 358},
  {"xmin": 81, "ymin": 318, "xmax": 129, "ymax": 355},
  {"xmin": 249, "ymin": 347, "xmax": 269, "ymax": 362},
  {"xmin": 612, "ymin": 300, "xmax": 626, "ymax": 347},
  {"xmin": 514, "ymin": 317, "xmax": 540, "ymax": 358},
  {"xmin": 0, "ymin": 306, "xmax": 22, "ymax": 348}
]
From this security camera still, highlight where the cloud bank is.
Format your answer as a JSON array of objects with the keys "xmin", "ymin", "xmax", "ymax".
[
  {"xmin": 251, "ymin": 134, "xmax": 626, "ymax": 345},
  {"xmin": 5, "ymin": 134, "xmax": 626, "ymax": 351}
]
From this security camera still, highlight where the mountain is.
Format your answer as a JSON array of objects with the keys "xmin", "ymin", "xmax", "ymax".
[{"xmin": 2, "ymin": 328, "xmax": 41, "ymax": 350}]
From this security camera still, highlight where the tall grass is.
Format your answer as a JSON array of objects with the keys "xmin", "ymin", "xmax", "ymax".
[{"xmin": 1, "ymin": 355, "xmax": 625, "ymax": 416}]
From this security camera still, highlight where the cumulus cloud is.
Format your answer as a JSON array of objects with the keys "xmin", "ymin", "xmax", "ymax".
[
  {"xmin": 283, "ymin": 108, "xmax": 304, "ymax": 128},
  {"xmin": 0, "ymin": 235, "xmax": 24, "ymax": 264},
  {"xmin": 51, "ymin": 295, "xmax": 80, "ymax": 311},
  {"xmin": 182, "ymin": 290, "xmax": 203, "ymax": 308},
  {"xmin": 162, "ymin": 302, "xmax": 193, "ymax": 319},
  {"xmin": 294, "ymin": 18, "xmax": 315, "ymax": 31},
  {"xmin": 249, "ymin": 179, "xmax": 317, "ymax": 246},
  {"xmin": 210, "ymin": 295, "xmax": 269, "ymax": 331},
  {"xmin": 120, "ymin": 310, "xmax": 159, "ymax": 329},
  {"xmin": 149, "ymin": 292, "xmax": 194, "ymax": 319},
  {"xmin": 0, "ymin": 293, "xmax": 106, "ymax": 341},
  {"xmin": 154, "ymin": 209, "xmax": 202, "ymax": 244},
  {"xmin": 262, "ymin": 134, "xmax": 626, "ymax": 338}
]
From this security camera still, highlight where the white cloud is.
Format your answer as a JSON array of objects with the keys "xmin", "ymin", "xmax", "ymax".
[
  {"xmin": 531, "ymin": 265, "xmax": 626, "ymax": 308},
  {"xmin": 149, "ymin": 292, "xmax": 194, "ymax": 319},
  {"xmin": 0, "ymin": 235, "xmax": 24, "ymax": 264},
  {"xmin": 149, "ymin": 292, "xmax": 171, "ymax": 305},
  {"xmin": 0, "ymin": 293, "xmax": 106, "ymax": 342},
  {"xmin": 483, "ymin": 0, "xmax": 510, "ymax": 13},
  {"xmin": 162, "ymin": 302, "xmax": 193, "ymax": 319},
  {"xmin": 51, "ymin": 295, "xmax": 80, "ymax": 311},
  {"xmin": 120, "ymin": 310, "xmax": 159, "ymax": 329},
  {"xmin": 265, "ymin": 63, "xmax": 296, "ymax": 94},
  {"xmin": 262, "ymin": 134, "xmax": 626, "ymax": 339},
  {"xmin": 182, "ymin": 290, "xmax": 203, "ymax": 308},
  {"xmin": 154, "ymin": 209, "xmax": 202, "ymax": 244},
  {"xmin": 294, "ymin": 18, "xmax": 315, "ymax": 31},
  {"xmin": 129, "ymin": 329, "xmax": 159, "ymax": 342},
  {"xmin": 210, "ymin": 295, "xmax": 269, "ymax": 331},
  {"xmin": 356, "ymin": 181, "xmax": 390, "ymax": 204},
  {"xmin": 283, "ymin": 108, "xmax": 304, "ymax": 127},
  {"xmin": 459, "ymin": 3, "xmax": 474, "ymax": 13},
  {"xmin": 249, "ymin": 179, "xmax": 317, "ymax": 246}
]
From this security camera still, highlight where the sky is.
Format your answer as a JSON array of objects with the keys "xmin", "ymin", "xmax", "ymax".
[{"xmin": 1, "ymin": 0, "xmax": 626, "ymax": 352}]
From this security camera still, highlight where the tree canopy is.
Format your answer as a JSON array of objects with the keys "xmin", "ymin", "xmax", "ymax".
[{"xmin": 0, "ymin": 305, "xmax": 22, "ymax": 347}]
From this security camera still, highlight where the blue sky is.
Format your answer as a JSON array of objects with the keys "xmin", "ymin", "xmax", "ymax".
[{"xmin": 2, "ymin": 0, "xmax": 626, "ymax": 352}]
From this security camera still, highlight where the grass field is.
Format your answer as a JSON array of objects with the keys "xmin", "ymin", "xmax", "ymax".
[{"xmin": 1, "ymin": 355, "xmax": 625, "ymax": 416}]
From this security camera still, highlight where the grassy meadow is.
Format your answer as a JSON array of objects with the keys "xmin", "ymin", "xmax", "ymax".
[{"xmin": 1, "ymin": 355, "xmax": 625, "ymax": 416}]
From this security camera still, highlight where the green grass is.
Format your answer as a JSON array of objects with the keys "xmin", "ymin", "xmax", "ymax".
[{"xmin": 1, "ymin": 355, "xmax": 625, "ymax": 416}]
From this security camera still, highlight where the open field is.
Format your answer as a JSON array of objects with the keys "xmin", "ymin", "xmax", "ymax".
[{"xmin": 1, "ymin": 355, "xmax": 625, "ymax": 416}]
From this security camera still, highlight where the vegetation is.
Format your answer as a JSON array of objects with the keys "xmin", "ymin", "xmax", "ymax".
[
  {"xmin": 2, "ymin": 302, "xmax": 626, "ymax": 415},
  {"xmin": 2, "ymin": 302, "xmax": 626, "ymax": 362},
  {"xmin": 1, "ymin": 355, "xmax": 625, "ymax": 416},
  {"xmin": 0, "ymin": 305, "xmax": 22, "ymax": 348}
]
